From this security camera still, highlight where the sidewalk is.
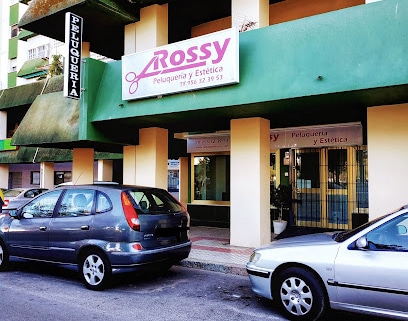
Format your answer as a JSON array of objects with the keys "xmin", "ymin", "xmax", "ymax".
[
  {"xmin": 180, "ymin": 226, "xmax": 257, "ymax": 276},
  {"xmin": 180, "ymin": 225, "xmax": 324, "ymax": 275}
]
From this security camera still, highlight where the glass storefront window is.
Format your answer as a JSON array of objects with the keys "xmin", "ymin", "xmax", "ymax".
[{"xmin": 193, "ymin": 155, "xmax": 230, "ymax": 202}]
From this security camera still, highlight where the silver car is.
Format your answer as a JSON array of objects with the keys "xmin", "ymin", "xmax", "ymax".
[
  {"xmin": 247, "ymin": 206, "xmax": 408, "ymax": 320},
  {"xmin": 3, "ymin": 188, "xmax": 48, "ymax": 210}
]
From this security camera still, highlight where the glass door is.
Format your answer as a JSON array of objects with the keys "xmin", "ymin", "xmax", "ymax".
[{"xmin": 293, "ymin": 147, "xmax": 363, "ymax": 229}]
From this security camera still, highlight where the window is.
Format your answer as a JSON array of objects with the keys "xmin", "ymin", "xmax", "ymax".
[
  {"xmin": 96, "ymin": 192, "xmax": 112, "ymax": 213},
  {"xmin": 193, "ymin": 155, "xmax": 230, "ymax": 202},
  {"xmin": 31, "ymin": 171, "xmax": 40, "ymax": 185},
  {"xmin": 57, "ymin": 189, "xmax": 94, "ymax": 217},
  {"xmin": 10, "ymin": 24, "xmax": 18, "ymax": 38},
  {"xmin": 21, "ymin": 190, "xmax": 62, "ymax": 218},
  {"xmin": 54, "ymin": 171, "xmax": 72, "ymax": 185},
  {"xmin": 366, "ymin": 214, "xmax": 408, "ymax": 252},
  {"xmin": 28, "ymin": 44, "xmax": 49, "ymax": 60}
]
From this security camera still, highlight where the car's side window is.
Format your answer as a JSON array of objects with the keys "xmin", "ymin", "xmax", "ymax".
[
  {"xmin": 57, "ymin": 189, "xmax": 94, "ymax": 217},
  {"xmin": 366, "ymin": 215, "xmax": 408, "ymax": 251},
  {"xmin": 21, "ymin": 190, "xmax": 63, "ymax": 218},
  {"xmin": 95, "ymin": 192, "xmax": 112, "ymax": 213}
]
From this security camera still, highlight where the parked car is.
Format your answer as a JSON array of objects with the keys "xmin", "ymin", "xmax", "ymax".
[
  {"xmin": 2, "ymin": 188, "xmax": 48, "ymax": 210},
  {"xmin": 246, "ymin": 206, "xmax": 408, "ymax": 320},
  {"xmin": 0, "ymin": 184, "xmax": 191, "ymax": 290}
]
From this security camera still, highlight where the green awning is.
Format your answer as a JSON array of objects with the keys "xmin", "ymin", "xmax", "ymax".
[
  {"xmin": 18, "ymin": 0, "xmax": 139, "ymax": 60},
  {"xmin": 0, "ymin": 147, "xmax": 122, "ymax": 164},
  {"xmin": 0, "ymin": 80, "xmax": 46, "ymax": 109},
  {"xmin": 17, "ymin": 58, "xmax": 48, "ymax": 79},
  {"xmin": 11, "ymin": 91, "xmax": 80, "ymax": 145},
  {"xmin": 18, "ymin": 29, "xmax": 36, "ymax": 41}
]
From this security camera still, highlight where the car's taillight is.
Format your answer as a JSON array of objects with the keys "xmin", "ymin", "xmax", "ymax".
[
  {"xmin": 121, "ymin": 192, "xmax": 140, "ymax": 231},
  {"xmin": 3, "ymin": 200, "xmax": 9, "ymax": 207}
]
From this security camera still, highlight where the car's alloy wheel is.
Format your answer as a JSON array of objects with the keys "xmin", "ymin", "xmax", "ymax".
[
  {"xmin": 0, "ymin": 241, "xmax": 9, "ymax": 272},
  {"xmin": 80, "ymin": 249, "xmax": 111, "ymax": 291},
  {"xmin": 275, "ymin": 267, "xmax": 326, "ymax": 321}
]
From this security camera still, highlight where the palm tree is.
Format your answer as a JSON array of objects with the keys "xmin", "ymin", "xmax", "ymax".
[{"xmin": 36, "ymin": 54, "xmax": 63, "ymax": 80}]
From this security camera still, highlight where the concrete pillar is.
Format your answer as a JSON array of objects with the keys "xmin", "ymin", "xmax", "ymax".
[
  {"xmin": 97, "ymin": 159, "xmax": 113, "ymax": 182},
  {"xmin": 0, "ymin": 111, "xmax": 6, "ymax": 139},
  {"xmin": 124, "ymin": 4, "xmax": 168, "ymax": 54},
  {"xmin": 40, "ymin": 162, "xmax": 54, "ymax": 189},
  {"xmin": 135, "ymin": 127, "xmax": 168, "ymax": 189},
  {"xmin": 179, "ymin": 157, "xmax": 189, "ymax": 207},
  {"xmin": 123, "ymin": 146, "xmax": 137, "ymax": 185},
  {"xmin": 0, "ymin": 164, "xmax": 9, "ymax": 189},
  {"xmin": 368, "ymin": 103, "xmax": 408, "ymax": 218},
  {"xmin": 232, "ymin": 0, "xmax": 269, "ymax": 30},
  {"xmin": 72, "ymin": 148, "xmax": 94, "ymax": 184},
  {"xmin": 230, "ymin": 117, "xmax": 271, "ymax": 247}
]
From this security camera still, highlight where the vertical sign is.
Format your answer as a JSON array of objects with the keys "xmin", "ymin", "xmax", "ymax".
[{"xmin": 64, "ymin": 12, "xmax": 83, "ymax": 99}]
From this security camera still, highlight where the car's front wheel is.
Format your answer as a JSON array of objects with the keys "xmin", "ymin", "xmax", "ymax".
[
  {"xmin": 0, "ymin": 241, "xmax": 9, "ymax": 272},
  {"xmin": 274, "ymin": 267, "xmax": 327, "ymax": 321},
  {"xmin": 80, "ymin": 249, "xmax": 112, "ymax": 291}
]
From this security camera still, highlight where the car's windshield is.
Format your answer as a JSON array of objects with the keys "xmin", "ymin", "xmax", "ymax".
[{"xmin": 332, "ymin": 209, "xmax": 401, "ymax": 242}]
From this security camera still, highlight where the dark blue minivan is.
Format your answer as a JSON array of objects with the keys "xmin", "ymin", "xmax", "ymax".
[{"xmin": 0, "ymin": 184, "xmax": 191, "ymax": 290}]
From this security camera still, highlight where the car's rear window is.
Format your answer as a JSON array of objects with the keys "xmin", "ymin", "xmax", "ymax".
[
  {"xmin": 127, "ymin": 189, "xmax": 184, "ymax": 214},
  {"xmin": 4, "ymin": 189, "xmax": 23, "ymax": 197}
]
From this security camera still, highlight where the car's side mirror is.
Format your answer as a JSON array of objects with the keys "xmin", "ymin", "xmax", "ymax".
[
  {"xmin": 8, "ymin": 209, "xmax": 19, "ymax": 219},
  {"xmin": 356, "ymin": 236, "xmax": 368, "ymax": 249}
]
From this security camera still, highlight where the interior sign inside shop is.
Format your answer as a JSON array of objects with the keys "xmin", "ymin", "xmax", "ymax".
[
  {"xmin": 63, "ymin": 12, "xmax": 83, "ymax": 100},
  {"xmin": 122, "ymin": 28, "xmax": 239, "ymax": 100},
  {"xmin": 187, "ymin": 123, "xmax": 362, "ymax": 153}
]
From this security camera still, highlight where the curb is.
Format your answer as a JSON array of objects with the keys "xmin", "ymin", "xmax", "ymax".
[{"xmin": 180, "ymin": 258, "xmax": 248, "ymax": 276}]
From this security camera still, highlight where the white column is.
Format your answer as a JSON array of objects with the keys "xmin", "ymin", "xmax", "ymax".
[
  {"xmin": 124, "ymin": 4, "xmax": 168, "ymax": 54},
  {"xmin": 40, "ymin": 162, "xmax": 54, "ymax": 189},
  {"xmin": 232, "ymin": 0, "xmax": 269, "ymax": 30},
  {"xmin": 123, "ymin": 146, "xmax": 137, "ymax": 185},
  {"xmin": 367, "ymin": 103, "xmax": 408, "ymax": 218},
  {"xmin": 0, "ymin": 111, "xmax": 7, "ymax": 139},
  {"xmin": 72, "ymin": 148, "xmax": 94, "ymax": 184},
  {"xmin": 230, "ymin": 117, "xmax": 271, "ymax": 247},
  {"xmin": 97, "ymin": 159, "xmax": 113, "ymax": 182},
  {"xmin": 0, "ymin": 164, "xmax": 8, "ymax": 189},
  {"xmin": 135, "ymin": 127, "xmax": 168, "ymax": 189}
]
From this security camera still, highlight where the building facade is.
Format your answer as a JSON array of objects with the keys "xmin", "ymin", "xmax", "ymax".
[{"xmin": 0, "ymin": 0, "xmax": 407, "ymax": 247}]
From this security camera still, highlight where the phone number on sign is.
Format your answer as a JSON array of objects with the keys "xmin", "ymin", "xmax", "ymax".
[{"xmin": 180, "ymin": 75, "xmax": 223, "ymax": 87}]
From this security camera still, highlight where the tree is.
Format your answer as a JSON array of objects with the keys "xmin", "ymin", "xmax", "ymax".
[{"xmin": 37, "ymin": 54, "xmax": 63, "ymax": 80}]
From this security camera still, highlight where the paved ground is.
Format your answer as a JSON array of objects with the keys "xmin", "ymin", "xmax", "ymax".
[{"xmin": 181, "ymin": 226, "xmax": 256, "ymax": 275}]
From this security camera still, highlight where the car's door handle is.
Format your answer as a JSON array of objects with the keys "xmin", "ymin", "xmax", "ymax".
[
  {"xmin": 39, "ymin": 226, "xmax": 47, "ymax": 231},
  {"xmin": 81, "ymin": 225, "xmax": 90, "ymax": 230}
]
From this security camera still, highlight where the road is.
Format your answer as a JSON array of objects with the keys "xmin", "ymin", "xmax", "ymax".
[{"xmin": 0, "ymin": 261, "xmax": 388, "ymax": 321}]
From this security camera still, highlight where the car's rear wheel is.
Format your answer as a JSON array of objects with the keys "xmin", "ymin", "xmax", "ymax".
[
  {"xmin": 274, "ymin": 267, "xmax": 327, "ymax": 321},
  {"xmin": 0, "ymin": 241, "xmax": 9, "ymax": 272},
  {"xmin": 80, "ymin": 249, "xmax": 112, "ymax": 291}
]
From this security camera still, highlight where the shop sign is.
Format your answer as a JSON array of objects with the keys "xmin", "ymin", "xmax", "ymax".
[
  {"xmin": 187, "ymin": 123, "xmax": 362, "ymax": 153},
  {"xmin": 187, "ymin": 136, "xmax": 230, "ymax": 153},
  {"xmin": 168, "ymin": 159, "xmax": 180, "ymax": 170},
  {"xmin": 63, "ymin": 12, "xmax": 83, "ymax": 100},
  {"xmin": 122, "ymin": 28, "xmax": 239, "ymax": 100},
  {"xmin": 270, "ymin": 123, "xmax": 363, "ymax": 149}
]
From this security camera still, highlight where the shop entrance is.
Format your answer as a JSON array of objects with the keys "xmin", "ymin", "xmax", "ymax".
[{"xmin": 292, "ymin": 146, "xmax": 368, "ymax": 230}]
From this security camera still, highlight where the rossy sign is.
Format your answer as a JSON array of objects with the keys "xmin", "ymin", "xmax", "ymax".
[{"xmin": 122, "ymin": 28, "xmax": 239, "ymax": 101}]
